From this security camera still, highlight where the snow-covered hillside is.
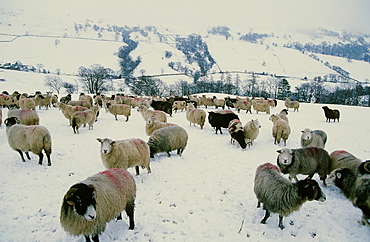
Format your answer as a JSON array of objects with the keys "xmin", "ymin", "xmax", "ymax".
[{"xmin": 0, "ymin": 93, "xmax": 370, "ymax": 241}]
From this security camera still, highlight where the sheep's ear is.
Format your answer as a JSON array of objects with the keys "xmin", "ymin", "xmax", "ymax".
[
  {"xmin": 97, "ymin": 138, "xmax": 102, "ymax": 142},
  {"xmin": 277, "ymin": 149, "xmax": 282, "ymax": 153},
  {"xmin": 301, "ymin": 130, "xmax": 304, "ymax": 133},
  {"xmin": 65, "ymin": 188, "xmax": 78, "ymax": 206}
]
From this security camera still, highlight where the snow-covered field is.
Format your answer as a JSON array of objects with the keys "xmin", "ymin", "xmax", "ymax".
[{"xmin": 0, "ymin": 94, "xmax": 369, "ymax": 241}]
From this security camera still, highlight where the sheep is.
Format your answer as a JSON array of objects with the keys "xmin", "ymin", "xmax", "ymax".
[
  {"xmin": 60, "ymin": 168, "xmax": 136, "ymax": 242},
  {"xmin": 300, "ymin": 128, "xmax": 327, "ymax": 148},
  {"xmin": 18, "ymin": 98, "xmax": 36, "ymax": 110},
  {"xmin": 252, "ymin": 99, "xmax": 270, "ymax": 114},
  {"xmin": 147, "ymin": 125, "xmax": 188, "ymax": 158},
  {"xmin": 329, "ymin": 150, "xmax": 363, "ymax": 173},
  {"xmin": 278, "ymin": 109, "xmax": 289, "ymax": 123},
  {"xmin": 201, "ymin": 95, "xmax": 214, "ymax": 108},
  {"xmin": 0, "ymin": 93, "xmax": 17, "ymax": 108},
  {"xmin": 51, "ymin": 94, "xmax": 58, "ymax": 107},
  {"xmin": 285, "ymin": 98, "xmax": 300, "ymax": 112},
  {"xmin": 233, "ymin": 100, "xmax": 252, "ymax": 114},
  {"xmin": 150, "ymin": 100, "xmax": 173, "ymax": 117},
  {"xmin": 186, "ymin": 102, "xmax": 206, "ymax": 129},
  {"xmin": 79, "ymin": 93, "xmax": 94, "ymax": 105},
  {"xmin": 213, "ymin": 98, "xmax": 225, "ymax": 109},
  {"xmin": 34, "ymin": 92, "xmax": 53, "ymax": 109},
  {"xmin": 8, "ymin": 108, "xmax": 40, "ymax": 125},
  {"xmin": 172, "ymin": 100, "xmax": 186, "ymax": 113},
  {"xmin": 138, "ymin": 105, "xmax": 167, "ymax": 122},
  {"xmin": 358, "ymin": 160, "xmax": 370, "ymax": 175},
  {"xmin": 228, "ymin": 119, "xmax": 247, "ymax": 149},
  {"xmin": 254, "ymin": 163, "xmax": 326, "ymax": 230},
  {"xmin": 71, "ymin": 105, "xmax": 99, "ymax": 134},
  {"xmin": 322, "ymin": 106, "xmax": 340, "ymax": 122},
  {"xmin": 4, "ymin": 117, "xmax": 52, "ymax": 166},
  {"xmin": 60, "ymin": 94, "xmax": 71, "ymax": 104},
  {"xmin": 269, "ymin": 114, "xmax": 290, "ymax": 146},
  {"xmin": 68, "ymin": 100, "xmax": 92, "ymax": 109},
  {"xmin": 108, "ymin": 104, "xmax": 131, "ymax": 121},
  {"xmin": 57, "ymin": 102, "xmax": 88, "ymax": 125},
  {"xmin": 277, "ymin": 147, "xmax": 332, "ymax": 185},
  {"xmin": 0, "ymin": 108, "xmax": 2, "ymax": 127},
  {"xmin": 243, "ymin": 119, "xmax": 261, "ymax": 146},
  {"xmin": 145, "ymin": 115, "xmax": 178, "ymax": 136},
  {"xmin": 327, "ymin": 168, "xmax": 370, "ymax": 226},
  {"xmin": 208, "ymin": 110, "xmax": 239, "ymax": 134},
  {"xmin": 97, "ymin": 137, "xmax": 151, "ymax": 176}
]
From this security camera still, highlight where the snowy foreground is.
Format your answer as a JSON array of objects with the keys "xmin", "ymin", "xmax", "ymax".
[{"xmin": 0, "ymin": 99, "xmax": 369, "ymax": 241}]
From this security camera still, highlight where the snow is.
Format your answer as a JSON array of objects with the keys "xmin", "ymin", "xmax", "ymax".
[{"xmin": 0, "ymin": 92, "xmax": 370, "ymax": 241}]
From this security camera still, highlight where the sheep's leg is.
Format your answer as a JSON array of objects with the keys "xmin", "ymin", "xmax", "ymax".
[
  {"xmin": 25, "ymin": 152, "xmax": 31, "ymax": 160},
  {"xmin": 261, "ymin": 209, "xmax": 270, "ymax": 224},
  {"xmin": 91, "ymin": 235, "xmax": 99, "ymax": 242},
  {"xmin": 166, "ymin": 151, "xmax": 171, "ymax": 157},
  {"xmin": 257, "ymin": 201, "xmax": 261, "ymax": 208},
  {"xmin": 126, "ymin": 198, "xmax": 135, "ymax": 230},
  {"xmin": 84, "ymin": 235, "xmax": 91, "ymax": 242},
  {"xmin": 125, "ymin": 116, "xmax": 129, "ymax": 122},
  {"xmin": 38, "ymin": 153, "xmax": 44, "ymax": 165},
  {"xmin": 16, "ymin": 150, "xmax": 26, "ymax": 162},
  {"xmin": 278, "ymin": 215, "xmax": 285, "ymax": 230},
  {"xmin": 115, "ymin": 115, "xmax": 118, "ymax": 121},
  {"xmin": 135, "ymin": 166, "xmax": 140, "ymax": 176},
  {"xmin": 116, "ymin": 213, "xmax": 122, "ymax": 220}
]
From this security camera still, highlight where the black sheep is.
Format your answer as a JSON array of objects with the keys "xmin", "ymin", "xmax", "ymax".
[
  {"xmin": 150, "ymin": 100, "xmax": 173, "ymax": 117},
  {"xmin": 208, "ymin": 111, "xmax": 239, "ymax": 134},
  {"xmin": 322, "ymin": 106, "xmax": 340, "ymax": 122}
]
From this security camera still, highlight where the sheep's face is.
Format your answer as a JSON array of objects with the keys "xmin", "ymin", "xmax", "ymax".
[
  {"xmin": 147, "ymin": 116, "xmax": 155, "ymax": 125},
  {"xmin": 301, "ymin": 129, "xmax": 313, "ymax": 141},
  {"xmin": 252, "ymin": 119, "xmax": 261, "ymax": 129},
  {"xmin": 65, "ymin": 183, "xmax": 97, "ymax": 221},
  {"xmin": 277, "ymin": 148, "xmax": 293, "ymax": 166},
  {"xmin": 97, "ymin": 138, "xmax": 114, "ymax": 155}
]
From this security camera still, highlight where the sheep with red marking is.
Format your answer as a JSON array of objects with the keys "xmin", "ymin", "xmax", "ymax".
[
  {"xmin": 254, "ymin": 163, "xmax": 326, "ymax": 230},
  {"xmin": 97, "ymin": 137, "xmax": 151, "ymax": 175},
  {"xmin": 71, "ymin": 105, "xmax": 99, "ymax": 134},
  {"xmin": 145, "ymin": 115, "xmax": 178, "ymax": 136},
  {"xmin": 60, "ymin": 168, "xmax": 136, "ymax": 242},
  {"xmin": 329, "ymin": 150, "xmax": 363, "ymax": 173},
  {"xmin": 8, "ymin": 108, "xmax": 40, "ymax": 125},
  {"xmin": 138, "ymin": 105, "xmax": 167, "ymax": 122},
  {"xmin": 277, "ymin": 147, "xmax": 332, "ymax": 185},
  {"xmin": 285, "ymin": 98, "xmax": 300, "ymax": 112}
]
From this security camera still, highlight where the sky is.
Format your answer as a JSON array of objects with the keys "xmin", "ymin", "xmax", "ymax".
[{"xmin": 1, "ymin": 0, "xmax": 370, "ymax": 33}]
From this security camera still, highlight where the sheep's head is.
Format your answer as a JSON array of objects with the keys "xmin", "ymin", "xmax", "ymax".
[
  {"xmin": 358, "ymin": 160, "xmax": 370, "ymax": 175},
  {"xmin": 252, "ymin": 119, "xmax": 261, "ymax": 129},
  {"xmin": 4, "ymin": 117, "xmax": 20, "ymax": 127},
  {"xmin": 276, "ymin": 148, "xmax": 293, "ymax": 166},
  {"xmin": 298, "ymin": 178, "xmax": 326, "ymax": 202},
  {"xmin": 301, "ymin": 128, "xmax": 313, "ymax": 140},
  {"xmin": 64, "ymin": 183, "xmax": 97, "ymax": 221},
  {"xmin": 97, "ymin": 138, "xmax": 115, "ymax": 155}
]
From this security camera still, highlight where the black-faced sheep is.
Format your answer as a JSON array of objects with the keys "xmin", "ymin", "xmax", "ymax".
[
  {"xmin": 8, "ymin": 108, "xmax": 40, "ymax": 125},
  {"xmin": 4, "ymin": 117, "xmax": 52, "ymax": 166},
  {"xmin": 322, "ymin": 106, "xmax": 340, "ymax": 122},
  {"xmin": 285, "ymin": 98, "xmax": 300, "ymax": 112},
  {"xmin": 208, "ymin": 110, "xmax": 239, "ymax": 134},
  {"xmin": 243, "ymin": 119, "xmax": 261, "ymax": 146},
  {"xmin": 138, "ymin": 105, "xmax": 167, "ymax": 122},
  {"xmin": 97, "ymin": 138, "xmax": 151, "ymax": 176},
  {"xmin": 358, "ymin": 160, "xmax": 370, "ymax": 175},
  {"xmin": 60, "ymin": 168, "xmax": 136, "ymax": 242},
  {"xmin": 150, "ymin": 100, "xmax": 173, "ymax": 117},
  {"xmin": 71, "ymin": 105, "xmax": 99, "ymax": 134},
  {"xmin": 145, "ymin": 115, "xmax": 178, "ymax": 136},
  {"xmin": 300, "ymin": 128, "xmax": 327, "ymax": 148},
  {"xmin": 277, "ymin": 147, "xmax": 332, "ymax": 185},
  {"xmin": 228, "ymin": 119, "xmax": 247, "ymax": 149},
  {"xmin": 108, "ymin": 104, "xmax": 131, "ymax": 121},
  {"xmin": 172, "ymin": 101, "xmax": 186, "ymax": 113},
  {"xmin": 186, "ymin": 102, "xmax": 206, "ymax": 129},
  {"xmin": 329, "ymin": 150, "xmax": 363, "ymax": 173},
  {"xmin": 328, "ymin": 168, "xmax": 370, "ymax": 226},
  {"xmin": 269, "ymin": 114, "xmax": 290, "ymax": 146},
  {"xmin": 254, "ymin": 163, "xmax": 326, "ymax": 230},
  {"xmin": 147, "ymin": 125, "xmax": 188, "ymax": 158}
]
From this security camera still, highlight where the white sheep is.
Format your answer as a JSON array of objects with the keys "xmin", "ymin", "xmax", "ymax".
[
  {"xmin": 108, "ymin": 104, "xmax": 131, "ymax": 121},
  {"xmin": 243, "ymin": 119, "xmax": 261, "ymax": 146},
  {"xmin": 300, "ymin": 128, "xmax": 327, "ymax": 148},
  {"xmin": 8, "ymin": 108, "xmax": 40, "ymax": 125},
  {"xmin": 269, "ymin": 114, "xmax": 291, "ymax": 146},
  {"xmin": 97, "ymin": 137, "xmax": 151, "ymax": 175},
  {"xmin": 57, "ymin": 102, "xmax": 88, "ymax": 125},
  {"xmin": 172, "ymin": 101, "xmax": 186, "ymax": 113},
  {"xmin": 147, "ymin": 125, "xmax": 188, "ymax": 158},
  {"xmin": 18, "ymin": 98, "xmax": 36, "ymax": 110},
  {"xmin": 138, "ymin": 105, "xmax": 167, "ymax": 122},
  {"xmin": 60, "ymin": 168, "xmax": 136, "ymax": 242},
  {"xmin": 71, "ymin": 105, "xmax": 99, "ymax": 134},
  {"xmin": 285, "ymin": 98, "xmax": 300, "ymax": 112},
  {"xmin": 186, "ymin": 102, "xmax": 206, "ymax": 129},
  {"xmin": 68, "ymin": 100, "xmax": 92, "ymax": 109},
  {"xmin": 277, "ymin": 147, "xmax": 332, "ymax": 185},
  {"xmin": 252, "ymin": 100, "xmax": 270, "ymax": 114},
  {"xmin": 4, "ymin": 117, "xmax": 52, "ymax": 166},
  {"xmin": 145, "ymin": 115, "xmax": 178, "ymax": 136},
  {"xmin": 35, "ymin": 92, "xmax": 53, "ymax": 109},
  {"xmin": 254, "ymin": 163, "xmax": 326, "ymax": 229}
]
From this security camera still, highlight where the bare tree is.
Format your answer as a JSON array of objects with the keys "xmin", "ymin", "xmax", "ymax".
[
  {"xmin": 78, "ymin": 64, "xmax": 111, "ymax": 94},
  {"xmin": 44, "ymin": 75, "xmax": 63, "ymax": 94}
]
